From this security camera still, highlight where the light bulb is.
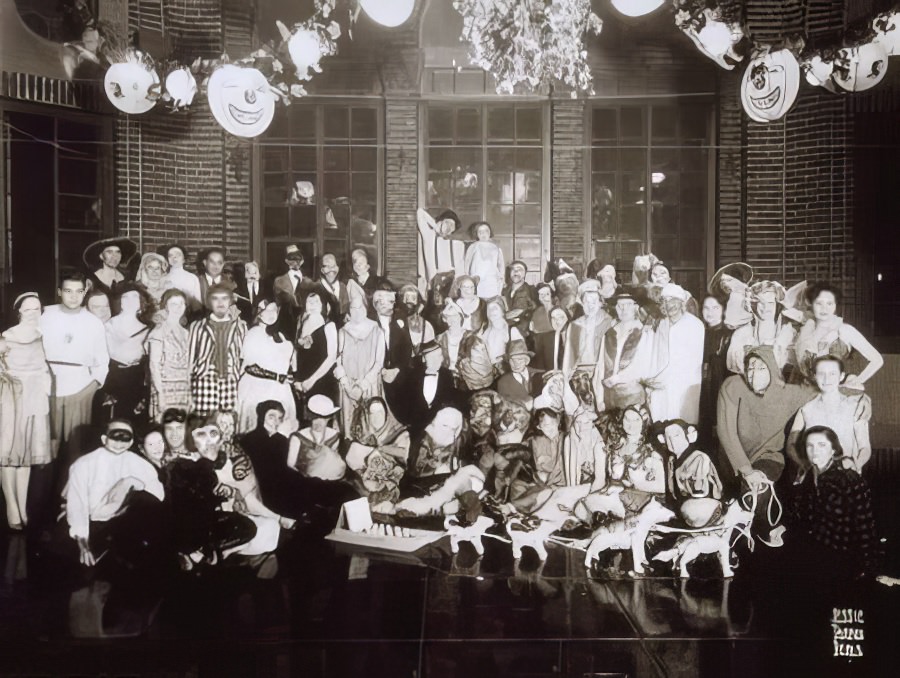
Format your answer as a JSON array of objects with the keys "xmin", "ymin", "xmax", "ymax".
[
  {"xmin": 360, "ymin": 0, "xmax": 416, "ymax": 28},
  {"xmin": 288, "ymin": 29, "xmax": 322, "ymax": 75}
]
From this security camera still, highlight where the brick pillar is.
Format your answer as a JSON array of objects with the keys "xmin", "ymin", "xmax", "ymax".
[
  {"xmin": 383, "ymin": 100, "xmax": 419, "ymax": 285},
  {"xmin": 551, "ymin": 100, "xmax": 586, "ymax": 274}
]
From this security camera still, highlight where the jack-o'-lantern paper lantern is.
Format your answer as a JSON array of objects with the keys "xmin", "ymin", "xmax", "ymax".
[
  {"xmin": 832, "ymin": 42, "xmax": 888, "ymax": 93},
  {"xmin": 681, "ymin": 8, "xmax": 745, "ymax": 70},
  {"xmin": 207, "ymin": 65, "xmax": 276, "ymax": 138},
  {"xmin": 801, "ymin": 54, "xmax": 837, "ymax": 93},
  {"xmin": 165, "ymin": 67, "xmax": 198, "ymax": 110},
  {"xmin": 740, "ymin": 49, "xmax": 800, "ymax": 123},
  {"xmin": 872, "ymin": 11, "xmax": 900, "ymax": 56},
  {"xmin": 104, "ymin": 50, "xmax": 161, "ymax": 114}
]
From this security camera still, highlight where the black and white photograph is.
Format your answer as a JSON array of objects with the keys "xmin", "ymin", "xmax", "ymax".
[{"xmin": 1, "ymin": 0, "xmax": 900, "ymax": 676}]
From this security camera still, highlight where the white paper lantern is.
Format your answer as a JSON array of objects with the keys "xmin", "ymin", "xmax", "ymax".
[
  {"xmin": 681, "ymin": 9, "xmax": 744, "ymax": 70},
  {"xmin": 802, "ymin": 55, "xmax": 837, "ymax": 93},
  {"xmin": 288, "ymin": 29, "xmax": 323, "ymax": 77},
  {"xmin": 104, "ymin": 53, "xmax": 160, "ymax": 114},
  {"xmin": 740, "ymin": 49, "xmax": 800, "ymax": 123},
  {"xmin": 610, "ymin": 0, "xmax": 666, "ymax": 18},
  {"xmin": 165, "ymin": 67, "xmax": 198, "ymax": 109},
  {"xmin": 832, "ymin": 42, "xmax": 889, "ymax": 93},
  {"xmin": 872, "ymin": 11, "xmax": 900, "ymax": 56},
  {"xmin": 207, "ymin": 65, "xmax": 276, "ymax": 138},
  {"xmin": 360, "ymin": 0, "xmax": 416, "ymax": 27}
]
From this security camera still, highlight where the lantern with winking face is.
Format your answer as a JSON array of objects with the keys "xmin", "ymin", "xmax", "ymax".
[
  {"xmin": 206, "ymin": 64, "xmax": 276, "ymax": 138},
  {"xmin": 831, "ymin": 42, "xmax": 889, "ymax": 93},
  {"xmin": 740, "ymin": 49, "xmax": 800, "ymax": 123},
  {"xmin": 104, "ymin": 50, "xmax": 161, "ymax": 114}
]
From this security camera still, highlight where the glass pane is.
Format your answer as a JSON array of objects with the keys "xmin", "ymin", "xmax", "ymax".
[
  {"xmin": 517, "ymin": 148, "xmax": 542, "ymax": 171},
  {"xmin": 352, "ymin": 213, "xmax": 378, "ymax": 243},
  {"xmin": 450, "ymin": 147, "xmax": 483, "ymax": 211},
  {"xmin": 516, "ymin": 107, "xmax": 542, "ymax": 142},
  {"xmin": 488, "ymin": 107, "xmax": 514, "ymax": 141},
  {"xmin": 592, "ymin": 148, "xmax": 616, "ymax": 172},
  {"xmin": 651, "ymin": 172, "xmax": 679, "ymax": 207},
  {"xmin": 680, "ymin": 149, "xmax": 708, "ymax": 172},
  {"xmin": 288, "ymin": 106, "xmax": 316, "ymax": 140},
  {"xmin": 592, "ymin": 108, "xmax": 617, "ymax": 142},
  {"xmin": 619, "ymin": 106, "xmax": 646, "ymax": 141},
  {"xmin": 58, "ymin": 195, "xmax": 100, "ymax": 230},
  {"xmin": 324, "ymin": 106, "xmax": 349, "ymax": 139},
  {"xmin": 456, "ymin": 70, "xmax": 486, "ymax": 94},
  {"xmin": 488, "ymin": 172, "xmax": 514, "ymax": 204},
  {"xmin": 328, "ymin": 203, "xmax": 351, "ymax": 235},
  {"xmin": 591, "ymin": 175, "xmax": 616, "ymax": 240},
  {"xmin": 263, "ymin": 207, "xmax": 289, "ymax": 237},
  {"xmin": 513, "ymin": 236, "xmax": 541, "ymax": 264},
  {"xmin": 291, "ymin": 205, "xmax": 318, "ymax": 239},
  {"xmin": 681, "ymin": 171, "xmax": 706, "ymax": 204},
  {"xmin": 487, "ymin": 204, "xmax": 514, "ymax": 235},
  {"xmin": 621, "ymin": 173, "xmax": 645, "ymax": 205},
  {"xmin": 351, "ymin": 172, "xmax": 377, "ymax": 204},
  {"xmin": 429, "ymin": 108, "xmax": 454, "ymax": 142},
  {"xmin": 651, "ymin": 148, "xmax": 678, "ymax": 171},
  {"xmin": 679, "ymin": 237, "xmax": 704, "ymax": 266},
  {"xmin": 288, "ymin": 173, "xmax": 316, "ymax": 205},
  {"xmin": 59, "ymin": 158, "xmax": 98, "ymax": 195},
  {"xmin": 352, "ymin": 146, "xmax": 377, "ymax": 172},
  {"xmin": 429, "ymin": 147, "xmax": 452, "ymax": 171},
  {"xmin": 515, "ymin": 205, "xmax": 541, "ymax": 235},
  {"xmin": 291, "ymin": 146, "xmax": 317, "ymax": 171},
  {"xmin": 324, "ymin": 147, "xmax": 349, "ymax": 171},
  {"xmin": 620, "ymin": 205, "xmax": 646, "ymax": 240},
  {"xmin": 651, "ymin": 107, "xmax": 677, "ymax": 142},
  {"xmin": 520, "ymin": 171, "xmax": 541, "ymax": 204},
  {"xmin": 58, "ymin": 231, "xmax": 101, "ymax": 271},
  {"xmin": 263, "ymin": 149, "xmax": 287, "ymax": 172},
  {"xmin": 323, "ymin": 173, "xmax": 350, "ymax": 200},
  {"xmin": 266, "ymin": 107, "xmax": 289, "ymax": 138},
  {"xmin": 264, "ymin": 186, "xmax": 287, "ymax": 206},
  {"xmin": 488, "ymin": 148, "xmax": 515, "ymax": 171},
  {"xmin": 351, "ymin": 108, "xmax": 377, "ymax": 140},
  {"xmin": 680, "ymin": 106, "xmax": 708, "ymax": 141},
  {"xmin": 653, "ymin": 237, "xmax": 677, "ymax": 264},
  {"xmin": 681, "ymin": 206, "xmax": 705, "ymax": 234},
  {"xmin": 651, "ymin": 203, "xmax": 678, "ymax": 236},
  {"xmin": 57, "ymin": 120, "xmax": 100, "ymax": 158},
  {"xmin": 620, "ymin": 148, "xmax": 646, "ymax": 172},
  {"xmin": 494, "ymin": 235, "xmax": 514, "ymax": 265},
  {"xmin": 457, "ymin": 108, "xmax": 482, "ymax": 141},
  {"xmin": 427, "ymin": 171, "xmax": 452, "ymax": 207}
]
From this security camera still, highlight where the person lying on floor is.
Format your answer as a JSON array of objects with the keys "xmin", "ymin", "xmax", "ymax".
[{"xmin": 63, "ymin": 419, "xmax": 166, "ymax": 569}]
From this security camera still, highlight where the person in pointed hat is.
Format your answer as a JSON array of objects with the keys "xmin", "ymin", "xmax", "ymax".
[{"xmin": 83, "ymin": 236, "xmax": 138, "ymax": 297}]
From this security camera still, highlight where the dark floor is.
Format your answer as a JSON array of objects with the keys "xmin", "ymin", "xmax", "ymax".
[{"xmin": 2, "ymin": 458, "xmax": 900, "ymax": 678}]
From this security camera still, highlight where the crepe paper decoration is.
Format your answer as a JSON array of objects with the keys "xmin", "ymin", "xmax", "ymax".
[
  {"xmin": 740, "ymin": 49, "xmax": 801, "ymax": 123},
  {"xmin": 164, "ymin": 67, "xmax": 198, "ymax": 110},
  {"xmin": 103, "ymin": 50, "xmax": 161, "ymax": 114}
]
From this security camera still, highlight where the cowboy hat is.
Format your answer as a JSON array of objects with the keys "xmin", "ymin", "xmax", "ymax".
[
  {"xmin": 83, "ymin": 237, "xmax": 138, "ymax": 269},
  {"xmin": 307, "ymin": 394, "xmax": 340, "ymax": 418},
  {"xmin": 708, "ymin": 262, "xmax": 754, "ymax": 295}
]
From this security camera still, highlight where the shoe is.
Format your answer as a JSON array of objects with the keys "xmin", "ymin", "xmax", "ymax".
[{"xmin": 760, "ymin": 525, "xmax": 786, "ymax": 548}]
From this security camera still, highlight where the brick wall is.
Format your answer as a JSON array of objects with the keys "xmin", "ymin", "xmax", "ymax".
[
  {"xmin": 115, "ymin": 0, "xmax": 251, "ymax": 269},
  {"xmin": 551, "ymin": 101, "xmax": 586, "ymax": 272},
  {"xmin": 383, "ymin": 100, "xmax": 419, "ymax": 285}
]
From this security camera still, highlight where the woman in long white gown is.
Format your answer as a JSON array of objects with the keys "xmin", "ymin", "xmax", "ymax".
[
  {"xmin": 464, "ymin": 222, "xmax": 505, "ymax": 299},
  {"xmin": 335, "ymin": 291, "xmax": 385, "ymax": 432},
  {"xmin": 237, "ymin": 300, "xmax": 296, "ymax": 433}
]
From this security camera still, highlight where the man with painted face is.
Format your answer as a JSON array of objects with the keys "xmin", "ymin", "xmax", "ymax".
[
  {"xmin": 502, "ymin": 260, "xmax": 538, "ymax": 336},
  {"xmin": 63, "ymin": 419, "xmax": 166, "ymax": 568},
  {"xmin": 317, "ymin": 253, "xmax": 350, "ymax": 326},
  {"xmin": 396, "ymin": 284, "xmax": 435, "ymax": 356},
  {"xmin": 187, "ymin": 284, "xmax": 247, "ymax": 417},
  {"xmin": 717, "ymin": 345, "xmax": 814, "ymax": 541},
  {"xmin": 272, "ymin": 244, "xmax": 316, "ymax": 317}
]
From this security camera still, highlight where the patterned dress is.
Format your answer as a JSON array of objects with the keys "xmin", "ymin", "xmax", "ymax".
[{"xmin": 146, "ymin": 321, "xmax": 191, "ymax": 421}]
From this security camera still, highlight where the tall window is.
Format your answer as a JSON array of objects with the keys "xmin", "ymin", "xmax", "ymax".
[
  {"xmin": 260, "ymin": 103, "xmax": 381, "ymax": 278},
  {"xmin": 590, "ymin": 102, "xmax": 712, "ymax": 294},
  {"xmin": 426, "ymin": 104, "xmax": 545, "ymax": 282}
]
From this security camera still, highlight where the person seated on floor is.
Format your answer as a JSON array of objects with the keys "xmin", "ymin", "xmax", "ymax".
[
  {"xmin": 787, "ymin": 355, "xmax": 872, "ymax": 477},
  {"xmin": 241, "ymin": 400, "xmax": 356, "ymax": 523},
  {"xmin": 564, "ymin": 370, "xmax": 606, "ymax": 487},
  {"xmin": 786, "ymin": 426, "xmax": 878, "ymax": 580},
  {"xmin": 140, "ymin": 425, "xmax": 170, "ymax": 479},
  {"xmin": 717, "ymin": 345, "xmax": 814, "ymax": 545},
  {"xmin": 508, "ymin": 408, "xmax": 567, "ymax": 513},
  {"xmin": 656, "ymin": 419, "xmax": 723, "ymax": 528},
  {"xmin": 161, "ymin": 407, "xmax": 192, "ymax": 458},
  {"xmin": 404, "ymin": 406, "xmax": 465, "ymax": 495},
  {"xmin": 63, "ymin": 419, "xmax": 166, "ymax": 569},
  {"xmin": 474, "ymin": 394, "xmax": 532, "ymax": 504},
  {"xmin": 345, "ymin": 397, "xmax": 410, "ymax": 511},
  {"xmin": 287, "ymin": 394, "xmax": 346, "ymax": 480}
]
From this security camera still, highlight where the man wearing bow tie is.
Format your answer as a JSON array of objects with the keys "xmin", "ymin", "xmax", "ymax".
[
  {"xmin": 391, "ymin": 340, "xmax": 464, "ymax": 436},
  {"xmin": 235, "ymin": 260, "xmax": 272, "ymax": 322},
  {"xmin": 198, "ymin": 247, "xmax": 235, "ymax": 310},
  {"xmin": 273, "ymin": 244, "xmax": 317, "ymax": 323}
]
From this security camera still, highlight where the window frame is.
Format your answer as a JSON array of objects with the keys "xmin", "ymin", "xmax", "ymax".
[
  {"xmin": 583, "ymin": 96, "xmax": 717, "ymax": 289},
  {"xmin": 252, "ymin": 97, "xmax": 384, "ymax": 278},
  {"xmin": 419, "ymin": 100, "xmax": 552, "ymax": 284}
]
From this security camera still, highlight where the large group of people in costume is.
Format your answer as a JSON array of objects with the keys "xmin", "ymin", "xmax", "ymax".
[{"xmin": 0, "ymin": 215, "xmax": 885, "ymax": 581}]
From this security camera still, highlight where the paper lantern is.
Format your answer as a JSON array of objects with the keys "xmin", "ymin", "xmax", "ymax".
[
  {"xmin": 609, "ymin": 0, "xmax": 665, "ymax": 17},
  {"xmin": 207, "ymin": 65, "xmax": 276, "ymax": 138},
  {"xmin": 104, "ymin": 52, "xmax": 160, "ymax": 114},
  {"xmin": 832, "ymin": 42, "xmax": 888, "ymax": 93},
  {"xmin": 288, "ymin": 29, "xmax": 323, "ymax": 78},
  {"xmin": 740, "ymin": 49, "xmax": 800, "ymax": 123},
  {"xmin": 360, "ymin": 0, "xmax": 416, "ymax": 27},
  {"xmin": 681, "ymin": 9, "xmax": 744, "ymax": 70},
  {"xmin": 872, "ymin": 11, "xmax": 900, "ymax": 56},
  {"xmin": 165, "ymin": 67, "xmax": 198, "ymax": 109},
  {"xmin": 801, "ymin": 55, "xmax": 837, "ymax": 93}
]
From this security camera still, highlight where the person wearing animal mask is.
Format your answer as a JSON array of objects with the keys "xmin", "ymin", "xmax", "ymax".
[{"xmin": 656, "ymin": 419, "xmax": 723, "ymax": 529}]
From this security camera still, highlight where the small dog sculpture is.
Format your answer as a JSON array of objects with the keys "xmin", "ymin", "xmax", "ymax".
[
  {"xmin": 583, "ymin": 499, "xmax": 676, "ymax": 575},
  {"xmin": 445, "ymin": 514, "xmax": 495, "ymax": 555}
]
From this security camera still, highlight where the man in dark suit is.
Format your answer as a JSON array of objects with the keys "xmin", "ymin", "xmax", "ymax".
[
  {"xmin": 502, "ymin": 260, "xmax": 538, "ymax": 336},
  {"xmin": 197, "ymin": 247, "xmax": 235, "ymax": 310},
  {"xmin": 392, "ymin": 341, "xmax": 465, "ymax": 435},
  {"xmin": 494, "ymin": 339, "xmax": 543, "ymax": 408},
  {"xmin": 234, "ymin": 260, "xmax": 272, "ymax": 323},
  {"xmin": 273, "ymin": 244, "xmax": 318, "ymax": 324},
  {"xmin": 317, "ymin": 253, "xmax": 349, "ymax": 327}
]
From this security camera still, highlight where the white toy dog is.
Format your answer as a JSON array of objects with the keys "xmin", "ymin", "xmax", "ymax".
[
  {"xmin": 583, "ymin": 499, "xmax": 676, "ymax": 575},
  {"xmin": 444, "ymin": 514, "xmax": 495, "ymax": 556}
]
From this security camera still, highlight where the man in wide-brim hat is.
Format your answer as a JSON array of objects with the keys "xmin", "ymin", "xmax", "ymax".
[
  {"xmin": 82, "ymin": 236, "xmax": 139, "ymax": 295},
  {"xmin": 495, "ymin": 338, "xmax": 541, "ymax": 407}
]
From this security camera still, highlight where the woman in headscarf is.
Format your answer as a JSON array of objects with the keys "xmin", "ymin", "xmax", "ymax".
[
  {"xmin": 345, "ymin": 397, "xmax": 410, "ymax": 509},
  {"xmin": 726, "ymin": 280, "xmax": 799, "ymax": 378},
  {"xmin": 146, "ymin": 288, "xmax": 191, "ymax": 422},
  {"xmin": 237, "ymin": 298, "xmax": 296, "ymax": 433},
  {"xmin": 335, "ymin": 283, "xmax": 385, "ymax": 432},
  {"xmin": 0, "ymin": 292, "xmax": 52, "ymax": 530},
  {"xmin": 135, "ymin": 252, "xmax": 172, "ymax": 308}
]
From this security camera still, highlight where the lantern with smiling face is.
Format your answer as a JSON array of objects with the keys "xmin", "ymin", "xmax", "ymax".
[
  {"xmin": 207, "ymin": 65, "xmax": 276, "ymax": 138},
  {"xmin": 104, "ymin": 50, "xmax": 161, "ymax": 114},
  {"xmin": 740, "ymin": 49, "xmax": 800, "ymax": 123},
  {"xmin": 831, "ymin": 42, "xmax": 889, "ymax": 93}
]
